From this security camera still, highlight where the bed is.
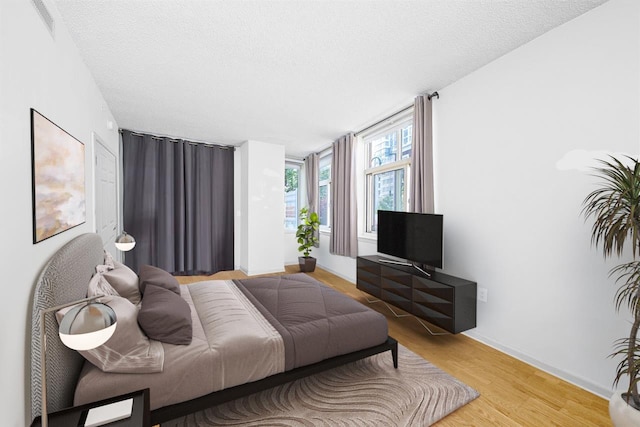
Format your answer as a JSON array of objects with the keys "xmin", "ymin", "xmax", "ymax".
[{"xmin": 30, "ymin": 233, "xmax": 397, "ymax": 425}]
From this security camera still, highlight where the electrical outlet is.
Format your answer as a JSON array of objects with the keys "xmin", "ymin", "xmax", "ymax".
[{"xmin": 478, "ymin": 287, "xmax": 488, "ymax": 303}]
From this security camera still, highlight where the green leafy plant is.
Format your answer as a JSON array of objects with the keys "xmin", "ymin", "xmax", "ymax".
[
  {"xmin": 296, "ymin": 207, "xmax": 320, "ymax": 257},
  {"xmin": 285, "ymin": 167, "xmax": 298, "ymax": 193},
  {"xmin": 582, "ymin": 155, "xmax": 640, "ymax": 409}
]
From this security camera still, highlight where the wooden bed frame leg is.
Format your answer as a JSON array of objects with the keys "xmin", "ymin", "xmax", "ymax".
[{"xmin": 391, "ymin": 338, "xmax": 398, "ymax": 369}]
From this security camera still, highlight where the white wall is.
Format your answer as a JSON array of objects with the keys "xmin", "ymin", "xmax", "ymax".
[
  {"xmin": 435, "ymin": 0, "xmax": 639, "ymax": 398},
  {"xmin": 315, "ymin": 234, "xmax": 377, "ymax": 282},
  {"xmin": 0, "ymin": 1, "xmax": 119, "ymax": 425},
  {"xmin": 284, "ymin": 232, "xmax": 300, "ymax": 265},
  {"xmin": 313, "ymin": 0, "xmax": 639, "ymax": 399},
  {"xmin": 238, "ymin": 140, "xmax": 286, "ymax": 275}
]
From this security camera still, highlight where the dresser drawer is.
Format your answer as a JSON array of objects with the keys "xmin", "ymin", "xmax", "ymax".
[
  {"xmin": 356, "ymin": 279, "xmax": 381, "ymax": 298},
  {"xmin": 357, "ymin": 268, "xmax": 381, "ymax": 287},
  {"xmin": 413, "ymin": 276, "xmax": 454, "ymax": 301},
  {"xmin": 381, "ymin": 289, "xmax": 412, "ymax": 313},
  {"xmin": 357, "ymin": 257, "xmax": 381, "ymax": 274},
  {"xmin": 412, "ymin": 304, "xmax": 454, "ymax": 332},
  {"xmin": 382, "ymin": 277, "xmax": 413, "ymax": 300},
  {"xmin": 381, "ymin": 266, "xmax": 413, "ymax": 288},
  {"xmin": 413, "ymin": 289, "xmax": 454, "ymax": 317}
]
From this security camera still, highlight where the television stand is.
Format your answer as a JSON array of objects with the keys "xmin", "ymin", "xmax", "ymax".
[
  {"xmin": 378, "ymin": 258, "xmax": 432, "ymax": 277},
  {"xmin": 357, "ymin": 255, "xmax": 477, "ymax": 334}
]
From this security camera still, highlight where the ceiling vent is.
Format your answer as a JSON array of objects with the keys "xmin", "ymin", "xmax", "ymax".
[{"xmin": 32, "ymin": 0, "xmax": 55, "ymax": 37}]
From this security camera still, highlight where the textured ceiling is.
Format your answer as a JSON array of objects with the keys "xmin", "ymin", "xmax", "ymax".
[{"xmin": 53, "ymin": 0, "xmax": 608, "ymax": 157}]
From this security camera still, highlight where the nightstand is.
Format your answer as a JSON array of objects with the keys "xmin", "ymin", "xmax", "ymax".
[{"xmin": 31, "ymin": 388, "xmax": 150, "ymax": 427}]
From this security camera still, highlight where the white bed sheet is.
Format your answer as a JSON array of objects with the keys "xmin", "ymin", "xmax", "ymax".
[{"xmin": 74, "ymin": 280, "xmax": 285, "ymax": 410}]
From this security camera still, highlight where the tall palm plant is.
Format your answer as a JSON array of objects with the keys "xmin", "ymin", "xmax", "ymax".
[{"xmin": 582, "ymin": 155, "xmax": 640, "ymax": 409}]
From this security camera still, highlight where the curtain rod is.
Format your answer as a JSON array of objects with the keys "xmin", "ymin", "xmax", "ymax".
[
  {"xmin": 119, "ymin": 129, "xmax": 235, "ymax": 150},
  {"xmin": 354, "ymin": 104, "xmax": 413, "ymax": 137},
  {"xmin": 354, "ymin": 92, "xmax": 439, "ymax": 137}
]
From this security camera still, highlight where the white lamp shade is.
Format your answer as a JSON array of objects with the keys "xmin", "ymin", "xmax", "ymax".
[
  {"xmin": 115, "ymin": 231, "xmax": 136, "ymax": 252},
  {"xmin": 58, "ymin": 303, "xmax": 117, "ymax": 350},
  {"xmin": 115, "ymin": 241, "xmax": 135, "ymax": 251}
]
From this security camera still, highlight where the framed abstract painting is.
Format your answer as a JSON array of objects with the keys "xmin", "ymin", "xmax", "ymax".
[{"xmin": 31, "ymin": 109, "xmax": 86, "ymax": 243}]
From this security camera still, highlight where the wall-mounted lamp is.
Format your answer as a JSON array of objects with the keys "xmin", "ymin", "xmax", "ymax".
[
  {"xmin": 115, "ymin": 231, "xmax": 136, "ymax": 252},
  {"xmin": 38, "ymin": 296, "xmax": 117, "ymax": 427}
]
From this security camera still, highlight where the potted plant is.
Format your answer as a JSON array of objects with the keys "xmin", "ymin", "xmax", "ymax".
[
  {"xmin": 296, "ymin": 207, "xmax": 320, "ymax": 272},
  {"xmin": 582, "ymin": 155, "xmax": 640, "ymax": 425}
]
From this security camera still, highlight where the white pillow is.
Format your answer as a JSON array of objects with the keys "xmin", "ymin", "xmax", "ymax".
[
  {"xmin": 57, "ymin": 296, "xmax": 164, "ymax": 373},
  {"xmin": 102, "ymin": 261, "xmax": 141, "ymax": 305},
  {"xmin": 103, "ymin": 250, "xmax": 115, "ymax": 270},
  {"xmin": 87, "ymin": 270, "xmax": 119, "ymax": 298}
]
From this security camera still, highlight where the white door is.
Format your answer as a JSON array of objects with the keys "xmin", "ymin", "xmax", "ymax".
[{"xmin": 94, "ymin": 135, "xmax": 119, "ymax": 259}]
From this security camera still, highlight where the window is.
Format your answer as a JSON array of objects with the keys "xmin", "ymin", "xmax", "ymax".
[
  {"xmin": 318, "ymin": 153, "xmax": 331, "ymax": 229},
  {"xmin": 284, "ymin": 162, "xmax": 300, "ymax": 231},
  {"xmin": 364, "ymin": 118, "xmax": 412, "ymax": 233}
]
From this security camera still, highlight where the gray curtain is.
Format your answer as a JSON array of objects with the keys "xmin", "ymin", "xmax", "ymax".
[
  {"xmin": 305, "ymin": 153, "xmax": 318, "ymax": 213},
  {"xmin": 330, "ymin": 133, "xmax": 357, "ymax": 257},
  {"xmin": 121, "ymin": 130, "xmax": 234, "ymax": 275},
  {"xmin": 409, "ymin": 95, "xmax": 435, "ymax": 213}
]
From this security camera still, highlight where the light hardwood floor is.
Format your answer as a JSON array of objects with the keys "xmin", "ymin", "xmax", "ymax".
[{"xmin": 176, "ymin": 266, "xmax": 611, "ymax": 426}]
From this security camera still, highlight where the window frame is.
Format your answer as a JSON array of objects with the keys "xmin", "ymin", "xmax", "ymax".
[
  {"xmin": 318, "ymin": 150, "xmax": 332, "ymax": 231},
  {"xmin": 284, "ymin": 161, "xmax": 301, "ymax": 233},
  {"xmin": 364, "ymin": 160, "xmax": 411, "ymax": 233},
  {"xmin": 360, "ymin": 111, "xmax": 413, "ymax": 236}
]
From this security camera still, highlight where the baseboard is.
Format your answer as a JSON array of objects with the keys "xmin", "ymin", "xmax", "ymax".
[
  {"xmin": 316, "ymin": 263, "xmax": 356, "ymax": 283},
  {"xmin": 286, "ymin": 262, "xmax": 353, "ymax": 282},
  {"xmin": 239, "ymin": 265, "xmax": 286, "ymax": 277},
  {"xmin": 463, "ymin": 330, "xmax": 612, "ymax": 400}
]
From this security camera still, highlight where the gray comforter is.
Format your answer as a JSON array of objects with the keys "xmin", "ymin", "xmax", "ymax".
[{"xmin": 234, "ymin": 273, "xmax": 388, "ymax": 371}]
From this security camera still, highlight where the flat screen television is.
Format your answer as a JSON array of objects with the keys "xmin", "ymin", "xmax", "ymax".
[{"xmin": 377, "ymin": 210, "xmax": 443, "ymax": 269}]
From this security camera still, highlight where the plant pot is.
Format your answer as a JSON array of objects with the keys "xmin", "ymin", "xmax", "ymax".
[
  {"xmin": 298, "ymin": 256, "xmax": 316, "ymax": 273},
  {"xmin": 610, "ymin": 392, "xmax": 640, "ymax": 426}
]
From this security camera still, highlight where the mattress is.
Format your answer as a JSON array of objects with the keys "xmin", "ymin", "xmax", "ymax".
[{"xmin": 74, "ymin": 274, "xmax": 388, "ymax": 410}]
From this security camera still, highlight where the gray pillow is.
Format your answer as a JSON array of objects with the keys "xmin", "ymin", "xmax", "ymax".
[
  {"xmin": 138, "ymin": 264, "xmax": 180, "ymax": 296},
  {"xmin": 56, "ymin": 296, "xmax": 164, "ymax": 373},
  {"xmin": 138, "ymin": 284, "xmax": 192, "ymax": 345},
  {"xmin": 103, "ymin": 261, "xmax": 141, "ymax": 305}
]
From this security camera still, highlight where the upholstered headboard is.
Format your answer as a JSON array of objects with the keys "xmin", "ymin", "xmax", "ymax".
[{"xmin": 30, "ymin": 233, "xmax": 104, "ymax": 422}]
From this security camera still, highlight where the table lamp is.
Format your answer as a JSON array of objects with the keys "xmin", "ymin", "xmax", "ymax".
[{"xmin": 39, "ymin": 295, "xmax": 117, "ymax": 427}]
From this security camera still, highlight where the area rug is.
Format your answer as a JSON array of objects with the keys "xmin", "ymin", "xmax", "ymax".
[{"xmin": 163, "ymin": 345, "xmax": 479, "ymax": 426}]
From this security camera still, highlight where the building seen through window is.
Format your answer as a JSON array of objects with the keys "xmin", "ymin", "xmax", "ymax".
[
  {"xmin": 318, "ymin": 153, "xmax": 331, "ymax": 228},
  {"xmin": 284, "ymin": 163, "xmax": 300, "ymax": 231},
  {"xmin": 364, "ymin": 118, "xmax": 412, "ymax": 233}
]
